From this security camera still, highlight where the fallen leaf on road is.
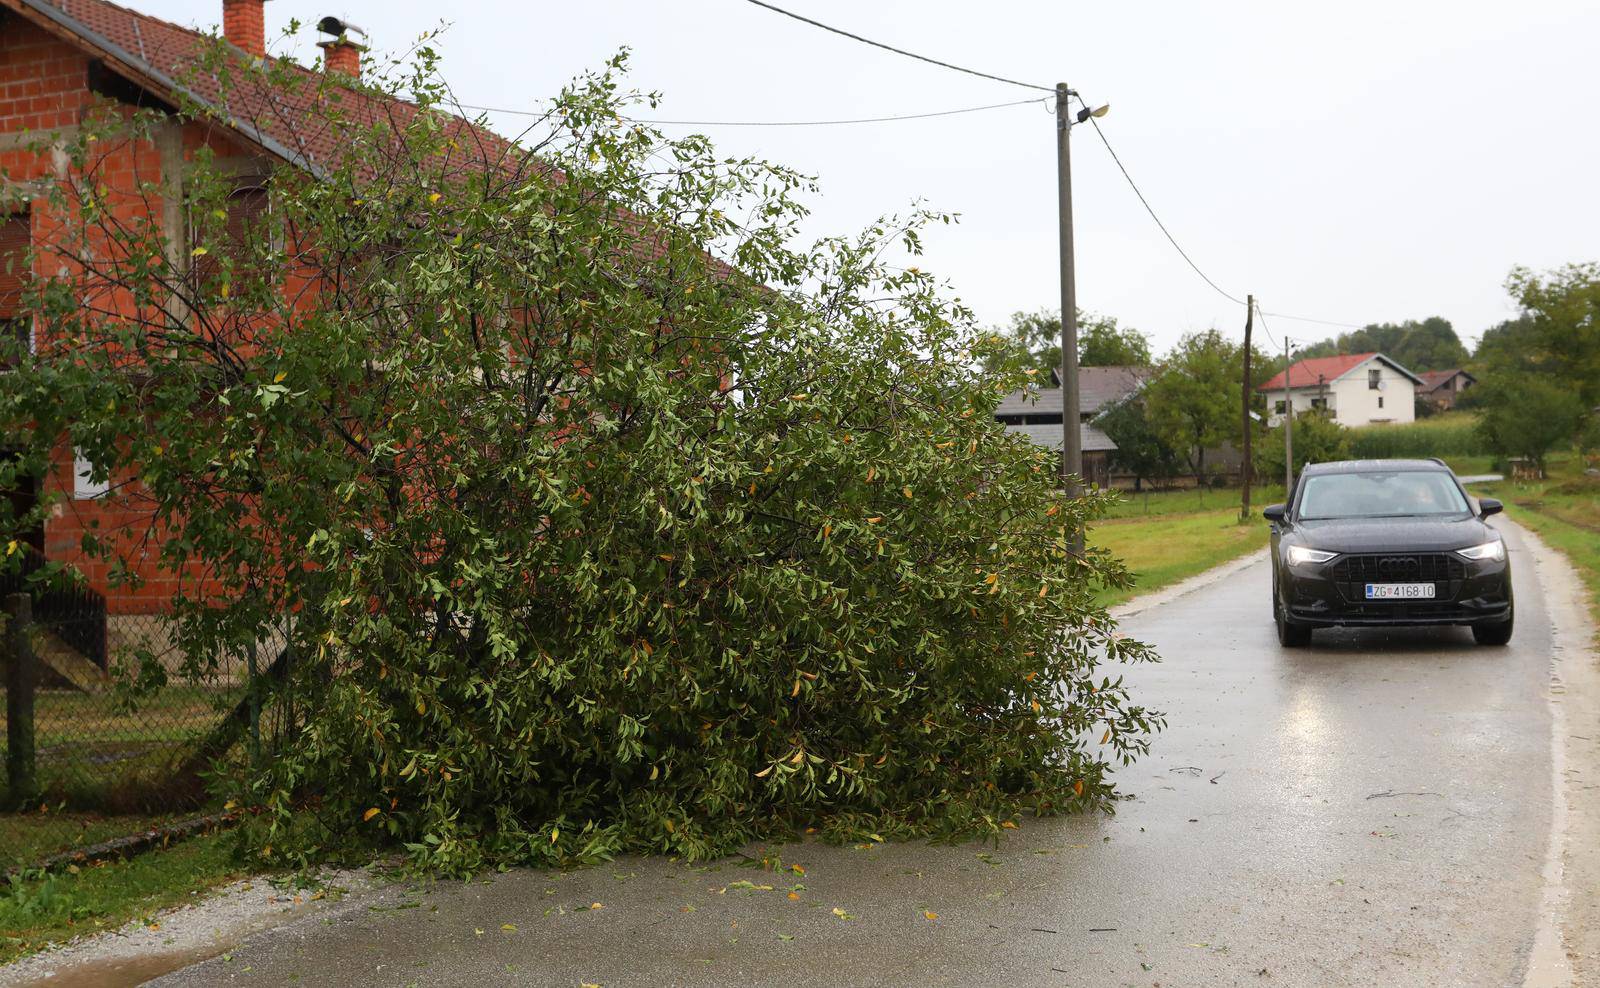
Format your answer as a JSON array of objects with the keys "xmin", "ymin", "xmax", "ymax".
[
  {"xmin": 787, "ymin": 892, "xmax": 800, "ymax": 901},
  {"xmin": 923, "ymin": 910, "xmax": 938, "ymax": 921},
  {"xmin": 832, "ymin": 907, "xmax": 855, "ymax": 920},
  {"xmin": 474, "ymin": 928, "xmax": 483, "ymax": 936},
  {"xmin": 777, "ymin": 933, "xmax": 794, "ymax": 941},
  {"xmin": 501, "ymin": 924, "xmax": 517, "ymax": 932}
]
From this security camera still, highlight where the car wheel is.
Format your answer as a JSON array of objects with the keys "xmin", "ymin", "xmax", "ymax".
[
  {"xmin": 1472, "ymin": 609, "xmax": 1514, "ymax": 646},
  {"xmin": 1275, "ymin": 592, "xmax": 1312, "ymax": 647}
]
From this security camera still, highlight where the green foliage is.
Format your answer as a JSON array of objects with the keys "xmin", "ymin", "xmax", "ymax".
[
  {"xmin": 1295, "ymin": 316, "xmax": 1468, "ymax": 373},
  {"xmin": 1094, "ymin": 398, "xmax": 1177, "ymax": 489},
  {"xmin": 1142, "ymin": 330, "xmax": 1260, "ymax": 484},
  {"xmin": 1470, "ymin": 263, "xmax": 1599, "ymax": 468},
  {"xmin": 1347, "ymin": 413, "xmax": 1490, "ymax": 460},
  {"xmin": 1256, "ymin": 412, "xmax": 1352, "ymax": 482},
  {"xmin": 0, "ymin": 51, "xmax": 1161, "ymax": 873},
  {"xmin": 1474, "ymin": 374, "xmax": 1586, "ymax": 469},
  {"xmin": 982, "ymin": 308, "xmax": 1151, "ymax": 375},
  {"xmin": 1477, "ymin": 264, "xmax": 1600, "ymax": 407}
]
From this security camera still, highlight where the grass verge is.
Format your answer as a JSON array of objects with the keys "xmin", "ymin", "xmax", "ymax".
[
  {"xmin": 0, "ymin": 830, "xmax": 250, "ymax": 963},
  {"xmin": 1093, "ymin": 506, "xmax": 1268, "ymax": 608},
  {"xmin": 1472, "ymin": 453, "xmax": 1600, "ymax": 637}
]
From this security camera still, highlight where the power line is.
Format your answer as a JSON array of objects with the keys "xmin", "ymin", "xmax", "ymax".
[
  {"xmin": 1257, "ymin": 310, "xmax": 1365, "ymax": 330},
  {"xmin": 1077, "ymin": 107, "xmax": 1248, "ymax": 309},
  {"xmin": 456, "ymin": 96, "xmax": 1050, "ymax": 127},
  {"xmin": 741, "ymin": 0, "xmax": 1054, "ymax": 93},
  {"xmin": 1076, "ymin": 100, "xmax": 1369, "ymax": 336}
]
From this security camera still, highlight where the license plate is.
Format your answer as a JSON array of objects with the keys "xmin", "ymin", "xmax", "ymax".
[{"xmin": 1365, "ymin": 583, "xmax": 1436, "ymax": 600}]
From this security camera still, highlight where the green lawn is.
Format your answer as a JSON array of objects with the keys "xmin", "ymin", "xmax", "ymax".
[
  {"xmin": 1100, "ymin": 485, "xmax": 1283, "ymax": 520},
  {"xmin": 0, "ymin": 812, "xmax": 193, "ymax": 871},
  {"xmin": 1092, "ymin": 506, "xmax": 1268, "ymax": 608},
  {"xmin": 0, "ymin": 831, "xmax": 248, "ymax": 962},
  {"xmin": 1471, "ymin": 453, "xmax": 1600, "ymax": 636}
]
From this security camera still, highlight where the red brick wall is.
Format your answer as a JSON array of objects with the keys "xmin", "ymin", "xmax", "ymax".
[{"xmin": 1, "ymin": 19, "xmax": 257, "ymax": 615}]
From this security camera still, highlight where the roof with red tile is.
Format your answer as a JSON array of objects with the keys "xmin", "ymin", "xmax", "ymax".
[
  {"xmin": 1257, "ymin": 352, "xmax": 1421, "ymax": 392},
  {"xmin": 8, "ymin": 0, "xmax": 734, "ymax": 276},
  {"xmin": 11, "ymin": 0, "xmax": 518, "ymax": 178}
]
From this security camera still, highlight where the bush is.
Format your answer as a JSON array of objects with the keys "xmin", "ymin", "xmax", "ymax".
[
  {"xmin": 1257, "ymin": 412, "xmax": 1351, "ymax": 482},
  {"xmin": 1, "ymin": 52, "xmax": 1161, "ymax": 872}
]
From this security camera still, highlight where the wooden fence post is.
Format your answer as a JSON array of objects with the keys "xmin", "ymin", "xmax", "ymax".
[{"xmin": 5, "ymin": 592, "xmax": 39, "ymax": 807}]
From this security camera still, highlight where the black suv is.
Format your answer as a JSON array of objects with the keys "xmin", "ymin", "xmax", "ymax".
[{"xmin": 1264, "ymin": 459, "xmax": 1512, "ymax": 647}]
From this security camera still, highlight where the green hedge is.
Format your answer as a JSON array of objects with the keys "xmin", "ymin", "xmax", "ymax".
[{"xmin": 1348, "ymin": 413, "xmax": 1490, "ymax": 459}]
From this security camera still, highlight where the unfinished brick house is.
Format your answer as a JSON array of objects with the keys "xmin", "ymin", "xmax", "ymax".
[{"xmin": 0, "ymin": 0, "xmax": 516, "ymax": 685}]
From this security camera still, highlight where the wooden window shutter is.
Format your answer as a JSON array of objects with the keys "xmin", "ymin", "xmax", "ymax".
[
  {"xmin": 193, "ymin": 187, "xmax": 270, "ymax": 288},
  {"xmin": 0, "ymin": 211, "xmax": 31, "ymax": 363},
  {"xmin": 0, "ymin": 211, "xmax": 31, "ymax": 316}
]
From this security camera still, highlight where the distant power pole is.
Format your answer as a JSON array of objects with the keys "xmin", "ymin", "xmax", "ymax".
[
  {"xmin": 1239, "ymin": 296, "xmax": 1254, "ymax": 523},
  {"xmin": 1055, "ymin": 81, "xmax": 1083, "ymax": 554},
  {"xmin": 1283, "ymin": 335, "xmax": 1294, "ymax": 494}
]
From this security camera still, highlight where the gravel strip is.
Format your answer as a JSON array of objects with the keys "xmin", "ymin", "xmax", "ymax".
[{"xmin": 0, "ymin": 867, "xmax": 389, "ymax": 987}]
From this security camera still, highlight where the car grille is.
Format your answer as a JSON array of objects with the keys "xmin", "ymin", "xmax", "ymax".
[{"xmin": 1329, "ymin": 552, "xmax": 1466, "ymax": 603}]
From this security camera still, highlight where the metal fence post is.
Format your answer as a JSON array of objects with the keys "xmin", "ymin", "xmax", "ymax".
[{"xmin": 4, "ymin": 592, "xmax": 39, "ymax": 807}]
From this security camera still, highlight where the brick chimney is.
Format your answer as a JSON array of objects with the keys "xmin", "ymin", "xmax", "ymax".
[
  {"xmin": 318, "ymin": 37, "xmax": 365, "ymax": 78},
  {"xmin": 315, "ymin": 17, "xmax": 367, "ymax": 79},
  {"xmin": 221, "ymin": 0, "xmax": 267, "ymax": 58}
]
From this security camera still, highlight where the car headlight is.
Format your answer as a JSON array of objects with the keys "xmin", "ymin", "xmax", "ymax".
[
  {"xmin": 1457, "ymin": 539, "xmax": 1505, "ymax": 562},
  {"xmin": 1287, "ymin": 545, "xmax": 1337, "ymax": 567}
]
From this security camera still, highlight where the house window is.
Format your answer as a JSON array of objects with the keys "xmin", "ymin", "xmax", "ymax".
[
  {"xmin": 73, "ymin": 448, "xmax": 109, "ymax": 500},
  {"xmin": 1378, "ymin": 396, "xmax": 1384, "ymax": 409},
  {"xmin": 191, "ymin": 185, "xmax": 273, "ymax": 290},
  {"xmin": 1368, "ymin": 368, "xmax": 1381, "ymax": 390},
  {"xmin": 1310, "ymin": 398, "xmax": 1328, "ymax": 410},
  {"xmin": 1274, "ymin": 400, "xmax": 1287, "ymax": 415},
  {"xmin": 0, "ymin": 210, "xmax": 31, "ymax": 368}
]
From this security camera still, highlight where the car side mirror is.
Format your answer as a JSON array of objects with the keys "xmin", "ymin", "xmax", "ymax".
[
  {"xmin": 1478, "ymin": 497, "xmax": 1503, "ymax": 518},
  {"xmin": 1263, "ymin": 504, "xmax": 1286, "ymax": 523}
]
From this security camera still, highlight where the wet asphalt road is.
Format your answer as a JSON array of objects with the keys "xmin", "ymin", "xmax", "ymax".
[{"xmin": 157, "ymin": 523, "xmax": 1557, "ymax": 987}]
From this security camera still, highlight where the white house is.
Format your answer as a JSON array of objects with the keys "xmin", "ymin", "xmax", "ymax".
[{"xmin": 1258, "ymin": 352, "xmax": 1421, "ymax": 427}]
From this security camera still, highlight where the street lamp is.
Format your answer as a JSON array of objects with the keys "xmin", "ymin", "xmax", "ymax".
[{"xmin": 1055, "ymin": 86, "xmax": 1107, "ymax": 553}]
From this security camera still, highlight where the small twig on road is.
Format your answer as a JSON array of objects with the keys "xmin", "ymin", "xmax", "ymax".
[
  {"xmin": 1210, "ymin": 771, "xmax": 1227, "ymax": 784},
  {"xmin": 1031, "ymin": 928, "xmax": 1060, "ymax": 934},
  {"xmin": 1088, "ymin": 927, "xmax": 1118, "ymax": 932},
  {"xmin": 1366, "ymin": 789, "xmax": 1442, "ymax": 800}
]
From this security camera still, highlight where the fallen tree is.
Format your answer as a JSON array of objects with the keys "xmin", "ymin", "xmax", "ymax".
[{"xmin": 0, "ymin": 47, "xmax": 1161, "ymax": 872}]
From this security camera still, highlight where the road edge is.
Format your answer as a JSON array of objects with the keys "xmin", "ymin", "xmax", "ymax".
[
  {"xmin": 1109, "ymin": 546, "xmax": 1269, "ymax": 622},
  {"xmin": 1508, "ymin": 518, "xmax": 1597, "ymax": 986}
]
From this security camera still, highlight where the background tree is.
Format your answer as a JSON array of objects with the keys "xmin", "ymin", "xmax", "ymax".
[
  {"xmin": 983, "ymin": 308, "xmax": 1151, "ymax": 375},
  {"xmin": 1094, "ymin": 397, "xmax": 1176, "ymax": 491},
  {"xmin": 1475, "ymin": 264, "xmax": 1600, "ymax": 407},
  {"xmin": 1143, "ymin": 330, "xmax": 1248, "ymax": 485},
  {"xmin": 1296, "ymin": 316, "xmax": 1469, "ymax": 372},
  {"xmin": 1473, "ymin": 373, "xmax": 1586, "ymax": 471},
  {"xmin": 0, "ymin": 50, "xmax": 1162, "ymax": 872}
]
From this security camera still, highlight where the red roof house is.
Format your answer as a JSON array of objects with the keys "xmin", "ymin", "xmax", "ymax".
[{"xmin": 1257, "ymin": 352, "xmax": 1422, "ymax": 427}]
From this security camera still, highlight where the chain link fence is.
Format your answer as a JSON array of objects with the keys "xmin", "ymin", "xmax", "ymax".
[{"xmin": 1, "ymin": 594, "xmax": 275, "ymax": 871}]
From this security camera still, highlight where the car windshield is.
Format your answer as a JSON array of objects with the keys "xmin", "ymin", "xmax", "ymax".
[{"xmin": 1297, "ymin": 470, "xmax": 1470, "ymax": 520}]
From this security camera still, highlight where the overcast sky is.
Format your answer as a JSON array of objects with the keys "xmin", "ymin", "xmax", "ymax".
[{"xmin": 141, "ymin": 0, "xmax": 1599, "ymax": 355}]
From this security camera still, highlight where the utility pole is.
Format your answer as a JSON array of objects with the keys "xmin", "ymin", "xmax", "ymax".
[
  {"xmin": 1055, "ymin": 81, "xmax": 1083, "ymax": 553},
  {"xmin": 1239, "ymin": 295, "xmax": 1254, "ymax": 523},
  {"xmin": 1283, "ymin": 335, "xmax": 1294, "ymax": 495}
]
